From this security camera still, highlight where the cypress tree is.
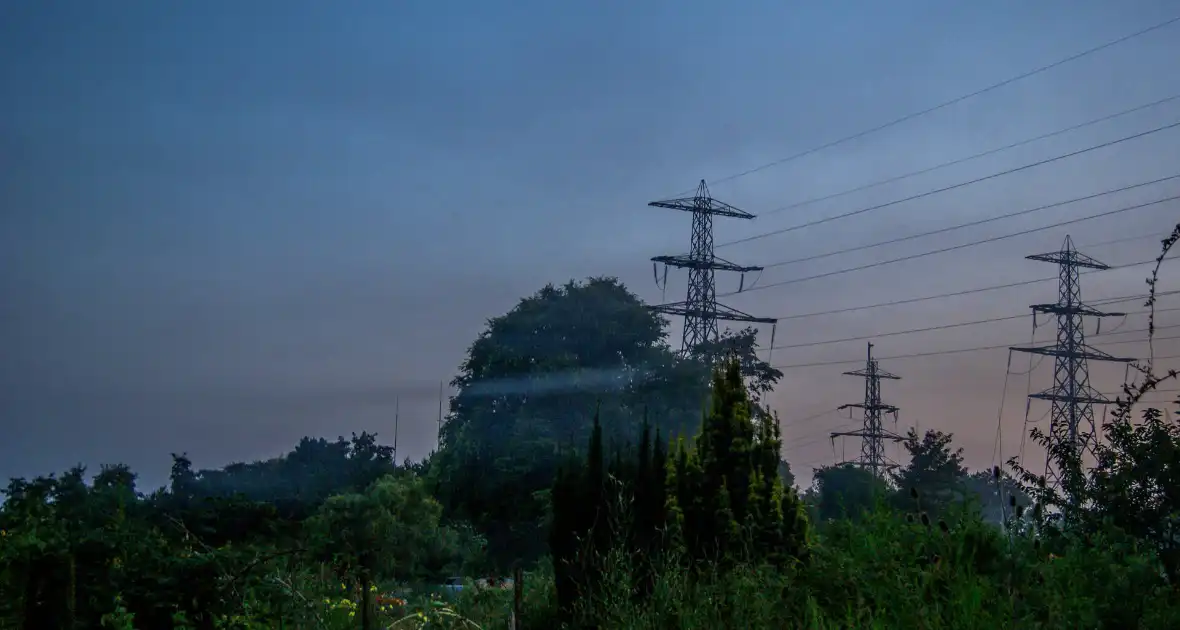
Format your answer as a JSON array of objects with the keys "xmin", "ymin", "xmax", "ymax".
[
  {"xmin": 672, "ymin": 357, "xmax": 811, "ymax": 568},
  {"xmin": 549, "ymin": 458, "xmax": 581, "ymax": 618},
  {"xmin": 651, "ymin": 428, "xmax": 668, "ymax": 545}
]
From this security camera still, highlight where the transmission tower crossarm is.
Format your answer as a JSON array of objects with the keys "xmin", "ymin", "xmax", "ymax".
[
  {"xmin": 1030, "ymin": 302, "xmax": 1125, "ymax": 317},
  {"xmin": 648, "ymin": 180, "xmax": 756, "ymax": 219},
  {"xmin": 1010, "ymin": 343, "xmax": 1135, "ymax": 363},
  {"xmin": 646, "ymin": 301, "xmax": 779, "ymax": 325},
  {"xmin": 830, "ymin": 428, "xmax": 906, "ymax": 440},
  {"xmin": 839, "ymin": 402, "xmax": 900, "ymax": 414},
  {"xmin": 1026, "ymin": 251, "xmax": 1109, "ymax": 270},
  {"xmin": 651, "ymin": 254, "xmax": 764, "ymax": 273},
  {"xmin": 1028, "ymin": 386, "xmax": 1115, "ymax": 406},
  {"xmin": 714, "ymin": 302, "xmax": 778, "ymax": 325},
  {"xmin": 842, "ymin": 367, "xmax": 901, "ymax": 379}
]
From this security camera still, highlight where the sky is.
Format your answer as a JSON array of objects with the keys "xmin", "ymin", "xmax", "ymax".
[{"xmin": 2, "ymin": 0, "xmax": 1179, "ymax": 490}]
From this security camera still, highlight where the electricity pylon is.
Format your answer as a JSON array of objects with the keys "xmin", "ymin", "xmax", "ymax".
[
  {"xmin": 1010, "ymin": 235, "xmax": 1134, "ymax": 488},
  {"xmin": 831, "ymin": 342, "xmax": 905, "ymax": 478},
  {"xmin": 647, "ymin": 179, "xmax": 777, "ymax": 355}
]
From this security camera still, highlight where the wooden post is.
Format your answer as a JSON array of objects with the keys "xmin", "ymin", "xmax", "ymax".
[{"xmin": 512, "ymin": 567, "xmax": 523, "ymax": 630}]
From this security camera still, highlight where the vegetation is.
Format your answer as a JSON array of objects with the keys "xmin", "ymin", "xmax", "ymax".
[{"xmin": 1, "ymin": 228, "xmax": 1178, "ymax": 628}]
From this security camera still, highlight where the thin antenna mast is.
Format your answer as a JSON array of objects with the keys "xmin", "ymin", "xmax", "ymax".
[
  {"xmin": 393, "ymin": 396, "xmax": 400, "ymax": 465},
  {"xmin": 437, "ymin": 381, "xmax": 444, "ymax": 450}
]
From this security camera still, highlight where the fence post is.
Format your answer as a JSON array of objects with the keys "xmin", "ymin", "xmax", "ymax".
[{"xmin": 512, "ymin": 567, "xmax": 523, "ymax": 630}]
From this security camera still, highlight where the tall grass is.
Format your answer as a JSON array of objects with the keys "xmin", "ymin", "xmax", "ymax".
[{"xmin": 486, "ymin": 500, "xmax": 1180, "ymax": 629}]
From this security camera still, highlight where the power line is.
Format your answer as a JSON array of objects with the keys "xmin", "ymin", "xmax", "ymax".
[
  {"xmin": 760, "ymin": 256, "xmax": 1174, "ymax": 322},
  {"xmin": 716, "ymin": 118, "xmax": 1180, "ymax": 249},
  {"xmin": 771, "ymin": 331, "xmax": 1180, "ymax": 371},
  {"xmin": 781, "ymin": 407, "xmax": 840, "ymax": 429},
  {"xmin": 675, "ymin": 14, "xmax": 1180, "ymax": 194},
  {"xmin": 1085, "ymin": 231, "xmax": 1180, "ymax": 250},
  {"xmin": 759, "ymin": 93, "xmax": 1180, "ymax": 218},
  {"xmin": 720, "ymin": 194, "xmax": 1180, "ymax": 295},
  {"xmin": 767, "ymin": 303, "xmax": 1180, "ymax": 352},
  {"xmin": 758, "ymin": 175, "xmax": 1180, "ymax": 270}
]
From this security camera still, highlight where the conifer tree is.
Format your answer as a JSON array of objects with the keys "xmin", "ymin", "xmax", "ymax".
[
  {"xmin": 548, "ymin": 458, "xmax": 581, "ymax": 617},
  {"xmin": 670, "ymin": 356, "xmax": 811, "ymax": 568}
]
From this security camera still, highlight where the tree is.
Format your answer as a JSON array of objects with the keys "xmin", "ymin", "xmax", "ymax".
[
  {"xmin": 432, "ymin": 277, "xmax": 782, "ymax": 565},
  {"xmin": 777, "ymin": 457, "xmax": 796, "ymax": 490},
  {"xmin": 168, "ymin": 432, "xmax": 396, "ymax": 519},
  {"xmin": 693, "ymin": 327, "xmax": 783, "ymax": 403},
  {"xmin": 306, "ymin": 474, "xmax": 445, "ymax": 630},
  {"xmin": 809, "ymin": 464, "xmax": 890, "ymax": 523},
  {"xmin": 1078, "ymin": 404, "xmax": 1180, "ymax": 581},
  {"xmin": 668, "ymin": 357, "xmax": 810, "ymax": 567},
  {"xmin": 892, "ymin": 428, "xmax": 968, "ymax": 517},
  {"xmin": 551, "ymin": 359, "xmax": 806, "ymax": 618}
]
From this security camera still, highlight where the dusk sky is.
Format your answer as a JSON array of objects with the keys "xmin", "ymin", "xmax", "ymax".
[{"xmin": 2, "ymin": 0, "xmax": 1179, "ymax": 489}]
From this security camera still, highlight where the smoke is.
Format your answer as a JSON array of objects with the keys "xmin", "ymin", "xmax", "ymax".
[{"xmin": 461, "ymin": 366, "xmax": 654, "ymax": 399}]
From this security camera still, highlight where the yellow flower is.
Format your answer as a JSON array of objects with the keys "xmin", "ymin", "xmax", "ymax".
[
  {"xmin": 370, "ymin": 584, "xmax": 377, "ymax": 591},
  {"xmin": 348, "ymin": 611, "xmax": 355, "ymax": 618}
]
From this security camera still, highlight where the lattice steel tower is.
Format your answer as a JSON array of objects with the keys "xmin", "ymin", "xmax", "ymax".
[
  {"xmin": 1010, "ymin": 235, "xmax": 1133, "ymax": 487},
  {"xmin": 830, "ymin": 342, "xmax": 906, "ymax": 478},
  {"xmin": 647, "ymin": 180, "xmax": 777, "ymax": 354}
]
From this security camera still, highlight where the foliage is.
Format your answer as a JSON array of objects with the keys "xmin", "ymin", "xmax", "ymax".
[
  {"xmin": 306, "ymin": 474, "xmax": 452, "ymax": 629},
  {"xmin": 565, "ymin": 501, "xmax": 1180, "ymax": 629},
  {"xmin": 548, "ymin": 358, "xmax": 810, "ymax": 620},
  {"xmin": 429, "ymin": 277, "xmax": 782, "ymax": 567},
  {"xmin": 891, "ymin": 428, "xmax": 969, "ymax": 517},
  {"xmin": 0, "ymin": 436, "xmax": 479, "ymax": 630},
  {"xmin": 805, "ymin": 463, "xmax": 891, "ymax": 522},
  {"xmin": 667, "ymin": 357, "xmax": 810, "ymax": 569},
  {"xmin": 5, "ymin": 240, "xmax": 1180, "ymax": 628},
  {"xmin": 1009, "ymin": 222, "xmax": 1180, "ymax": 582}
]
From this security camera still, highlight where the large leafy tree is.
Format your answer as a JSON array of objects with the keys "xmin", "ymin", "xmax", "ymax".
[{"xmin": 431, "ymin": 277, "xmax": 782, "ymax": 565}]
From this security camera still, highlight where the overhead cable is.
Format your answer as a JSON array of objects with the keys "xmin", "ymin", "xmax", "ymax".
[
  {"xmin": 671, "ymin": 14, "xmax": 1180, "ymax": 195},
  {"xmin": 761, "ymin": 256, "xmax": 1174, "ymax": 322},
  {"xmin": 759, "ymin": 175, "xmax": 1180, "ymax": 269},
  {"xmin": 756, "ymin": 93, "xmax": 1180, "ymax": 218},
  {"xmin": 716, "ymin": 119, "xmax": 1180, "ymax": 248},
  {"xmin": 720, "ymin": 195, "xmax": 1180, "ymax": 295}
]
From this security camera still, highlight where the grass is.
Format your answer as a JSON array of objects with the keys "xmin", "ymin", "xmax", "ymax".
[{"xmin": 436, "ymin": 504, "xmax": 1180, "ymax": 630}]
